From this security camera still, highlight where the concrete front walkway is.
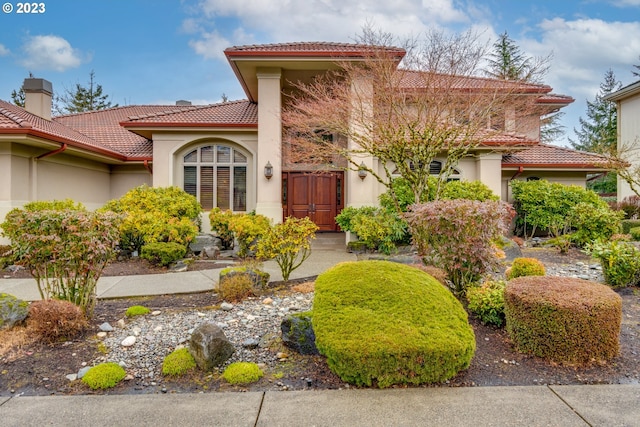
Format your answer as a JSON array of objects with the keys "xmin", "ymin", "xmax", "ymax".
[{"xmin": 1, "ymin": 385, "xmax": 639, "ymax": 426}]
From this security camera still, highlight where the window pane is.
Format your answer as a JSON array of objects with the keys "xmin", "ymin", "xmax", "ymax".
[
  {"xmin": 200, "ymin": 166, "xmax": 214, "ymax": 210},
  {"xmin": 233, "ymin": 166, "xmax": 247, "ymax": 211},
  {"xmin": 429, "ymin": 161, "xmax": 442, "ymax": 175},
  {"xmin": 217, "ymin": 167, "xmax": 230, "ymax": 210},
  {"xmin": 201, "ymin": 146, "xmax": 214, "ymax": 163},
  {"xmin": 217, "ymin": 146, "xmax": 231, "ymax": 163},
  {"xmin": 233, "ymin": 150, "xmax": 247, "ymax": 163},
  {"xmin": 184, "ymin": 150, "xmax": 197, "ymax": 163},
  {"xmin": 184, "ymin": 166, "xmax": 197, "ymax": 197}
]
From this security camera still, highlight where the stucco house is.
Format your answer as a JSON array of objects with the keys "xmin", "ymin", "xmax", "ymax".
[
  {"xmin": 604, "ymin": 80, "xmax": 640, "ymax": 202},
  {"xmin": 0, "ymin": 42, "xmax": 610, "ymax": 241}
]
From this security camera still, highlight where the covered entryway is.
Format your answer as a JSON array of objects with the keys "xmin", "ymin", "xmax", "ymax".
[{"xmin": 283, "ymin": 172, "xmax": 344, "ymax": 231}]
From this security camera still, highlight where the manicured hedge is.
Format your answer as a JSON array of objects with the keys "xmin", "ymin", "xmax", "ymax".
[
  {"xmin": 313, "ymin": 260, "xmax": 476, "ymax": 388},
  {"xmin": 505, "ymin": 276, "xmax": 622, "ymax": 364}
]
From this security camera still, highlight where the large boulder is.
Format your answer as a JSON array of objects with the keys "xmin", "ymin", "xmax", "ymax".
[
  {"xmin": 281, "ymin": 313, "xmax": 318, "ymax": 355},
  {"xmin": 0, "ymin": 293, "xmax": 29, "ymax": 329},
  {"xmin": 188, "ymin": 322, "xmax": 235, "ymax": 370},
  {"xmin": 189, "ymin": 234, "xmax": 222, "ymax": 255}
]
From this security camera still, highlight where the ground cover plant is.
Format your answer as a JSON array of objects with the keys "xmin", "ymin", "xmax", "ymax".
[
  {"xmin": 222, "ymin": 362, "xmax": 264, "ymax": 385},
  {"xmin": 82, "ymin": 362, "xmax": 127, "ymax": 390},
  {"xmin": 313, "ymin": 260, "xmax": 475, "ymax": 388},
  {"xmin": 125, "ymin": 305, "xmax": 150, "ymax": 317},
  {"xmin": 162, "ymin": 348, "xmax": 197, "ymax": 376}
]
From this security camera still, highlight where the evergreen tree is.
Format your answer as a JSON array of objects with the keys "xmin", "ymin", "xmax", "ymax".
[
  {"xmin": 10, "ymin": 88, "xmax": 25, "ymax": 107},
  {"xmin": 569, "ymin": 69, "xmax": 621, "ymax": 154},
  {"xmin": 57, "ymin": 70, "xmax": 118, "ymax": 114},
  {"xmin": 484, "ymin": 32, "xmax": 561, "ymax": 142}
]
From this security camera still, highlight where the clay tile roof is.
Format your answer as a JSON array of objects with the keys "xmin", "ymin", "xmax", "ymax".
[
  {"xmin": 397, "ymin": 70, "xmax": 553, "ymax": 93},
  {"xmin": 0, "ymin": 100, "xmax": 127, "ymax": 159},
  {"xmin": 225, "ymin": 42, "xmax": 405, "ymax": 58},
  {"xmin": 536, "ymin": 93, "xmax": 575, "ymax": 105},
  {"xmin": 502, "ymin": 144, "xmax": 610, "ymax": 169},
  {"xmin": 121, "ymin": 100, "xmax": 257, "ymax": 127}
]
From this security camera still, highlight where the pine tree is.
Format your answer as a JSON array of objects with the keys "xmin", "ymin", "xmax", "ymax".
[
  {"xmin": 569, "ymin": 69, "xmax": 621, "ymax": 153},
  {"xmin": 57, "ymin": 70, "xmax": 118, "ymax": 114},
  {"xmin": 10, "ymin": 88, "xmax": 25, "ymax": 107}
]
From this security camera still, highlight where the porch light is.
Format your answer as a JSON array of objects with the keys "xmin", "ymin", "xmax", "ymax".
[
  {"xmin": 358, "ymin": 162, "xmax": 367, "ymax": 180},
  {"xmin": 264, "ymin": 161, "xmax": 273, "ymax": 179}
]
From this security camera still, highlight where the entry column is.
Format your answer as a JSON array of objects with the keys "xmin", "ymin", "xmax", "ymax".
[{"xmin": 255, "ymin": 68, "xmax": 283, "ymax": 224}]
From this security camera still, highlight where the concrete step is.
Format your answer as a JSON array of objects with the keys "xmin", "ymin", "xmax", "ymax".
[{"xmin": 312, "ymin": 232, "xmax": 346, "ymax": 250}]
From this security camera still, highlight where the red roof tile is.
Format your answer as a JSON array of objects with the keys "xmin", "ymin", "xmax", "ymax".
[
  {"xmin": 225, "ymin": 42, "xmax": 406, "ymax": 58},
  {"xmin": 502, "ymin": 144, "xmax": 610, "ymax": 169},
  {"xmin": 0, "ymin": 100, "xmax": 127, "ymax": 159},
  {"xmin": 122, "ymin": 100, "xmax": 257, "ymax": 127},
  {"xmin": 397, "ymin": 70, "xmax": 554, "ymax": 94}
]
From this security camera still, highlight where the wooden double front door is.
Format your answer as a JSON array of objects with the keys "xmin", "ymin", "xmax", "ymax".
[{"xmin": 283, "ymin": 172, "xmax": 344, "ymax": 231}]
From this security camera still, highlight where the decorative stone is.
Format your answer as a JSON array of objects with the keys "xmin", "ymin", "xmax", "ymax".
[
  {"xmin": 99, "ymin": 322, "xmax": 114, "ymax": 332},
  {"xmin": 262, "ymin": 297, "xmax": 274, "ymax": 305},
  {"xmin": 170, "ymin": 261, "xmax": 188, "ymax": 273},
  {"xmin": 189, "ymin": 234, "xmax": 222, "ymax": 254},
  {"xmin": 121, "ymin": 336, "xmax": 136, "ymax": 347},
  {"xmin": 242, "ymin": 338, "xmax": 260, "ymax": 349},
  {"xmin": 116, "ymin": 319, "xmax": 126, "ymax": 328},
  {"xmin": 202, "ymin": 246, "xmax": 220, "ymax": 259},
  {"xmin": 281, "ymin": 314, "xmax": 319, "ymax": 355},
  {"xmin": 188, "ymin": 322, "xmax": 235, "ymax": 370},
  {"xmin": 77, "ymin": 366, "xmax": 91, "ymax": 379},
  {"xmin": 0, "ymin": 293, "xmax": 29, "ymax": 329},
  {"xmin": 132, "ymin": 327, "xmax": 142, "ymax": 336},
  {"xmin": 96, "ymin": 332, "xmax": 107, "ymax": 339},
  {"xmin": 220, "ymin": 302, "xmax": 234, "ymax": 311},
  {"xmin": 65, "ymin": 374, "xmax": 77, "ymax": 381},
  {"xmin": 151, "ymin": 310, "xmax": 161, "ymax": 316}
]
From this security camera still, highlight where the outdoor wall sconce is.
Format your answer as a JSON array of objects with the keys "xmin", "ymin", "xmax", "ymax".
[
  {"xmin": 264, "ymin": 161, "xmax": 273, "ymax": 180},
  {"xmin": 358, "ymin": 162, "xmax": 367, "ymax": 180}
]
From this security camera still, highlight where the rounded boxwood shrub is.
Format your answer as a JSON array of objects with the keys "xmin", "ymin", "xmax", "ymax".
[
  {"xmin": 313, "ymin": 260, "xmax": 475, "ymax": 388},
  {"xmin": 125, "ymin": 305, "xmax": 150, "ymax": 317},
  {"xmin": 629, "ymin": 226, "xmax": 640, "ymax": 241},
  {"xmin": 162, "ymin": 347, "xmax": 197, "ymax": 376},
  {"xmin": 505, "ymin": 276, "xmax": 622, "ymax": 364},
  {"xmin": 140, "ymin": 242, "xmax": 187, "ymax": 267},
  {"xmin": 222, "ymin": 362, "xmax": 264, "ymax": 385},
  {"xmin": 466, "ymin": 280, "xmax": 506, "ymax": 327},
  {"xmin": 505, "ymin": 257, "xmax": 545, "ymax": 280},
  {"xmin": 82, "ymin": 362, "xmax": 126, "ymax": 390}
]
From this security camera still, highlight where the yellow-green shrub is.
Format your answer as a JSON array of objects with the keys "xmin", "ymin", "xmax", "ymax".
[
  {"xmin": 162, "ymin": 348, "xmax": 197, "ymax": 376},
  {"xmin": 466, "ymin": 280, "xmax": 506, "ymax": 327},
  {"xmin": 82, "ymin": 362, "xmax": 126, "ymax": 390},
  {"xmin": 101, "ymin": 185, "xmax": 201, "ymax": 253},
  {"xmin": 227, "ymin": 212, "xmax": 271, "ymax": 257},
  {"xmin": 141, "ymin": 242, "xmax": 187, "ymax": 266},
  {"xmin": 506, "ymin": 257, "xmax": 545, "ymax": 280},
  {"xmin": 255, "ymin": 216, "xmax": 318, "ymax": 282},
  {"xmin": 222, "ymin": 362, "xmax": 263, "ymax": 385},
  {"xmin": 505, "ymin": 276, "xmax": 621, "ymax": 364},
  {"xmin": 125, "ymin": 305, "xmax": 150, "ymax": 317},
  {"xmin": 208, "ymin": 208, "xmax": 235, "ymax": 249},
  {"xmin": 313, "ymin": 261, "xmax": 475, "ymax": 388}
]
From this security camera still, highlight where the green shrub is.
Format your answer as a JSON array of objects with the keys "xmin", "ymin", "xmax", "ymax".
[
  {"xmin": 217, "ymin": 272, "xmax": 255, "ymax": 302},
  {"xmin": 630, "ymin": 227, "xmax": 640, "ymax": 241},
  {"xmin": 313, "ymin": 261, "xmax": 475, "ymax": 388},
  {"xmin": 1, "ymin": 209, "xmax": 121, "ymax": 316},
  {"xmin": 222, "ymin": 362, "xmax": 264, "ymax": 385},
  {"xmin": 208, "ymin": 208, "xmax": 235, "ymax": 249},
  {"xmin": 28, "ymin": 299, "xmax": 88, "ymax": 342},
  {"xmin": 82, "ymin": 362, "xmax": 127, "ymax": 390},
  {"xmin": 614, "ymin": 195, "xmax": 640, "ymax": 220},
  {"xmin": 586, "ymin": 240, "xmax": 640, "ymax": 288},
  {"xmin": 567, "ymin": 202, "xmax": 623, "ymax": 247},
  {"xmin": 441, "ymin": 180, "xmax": 499, "ymax": 202},
  {"xmin": 140, "ymin": 242, "xmax": 187, "ymax": 266},
  {"xmin": 466, "ymin": 280, "xmax": 506, "ymax": 327},
  {"xmin": 162, "ymin": 348, "xmax": 197, "ymax": 376},
  {"xmin": 255, "ymin": 216, "xmax": 318, "ymax": 282},
  {"xmin": 21, "ymin": 199, "xmax": 85, "ymax": 211},
  {"xmin": 125, "ymin": 305, "xmax": 150, "ymax": 317},
  {"xmin": 505, "ymin": 276, "xmax": 622, "ymax": 364},
  {"xmin": 102, "ymin": 185, "xmax": 201, "ymax": 253},
  {"xmin": 506, "ymin": 258, "xmax": 546, "ymax": 280},
  {"xmin": 511, "ymin": 180, "xmax": 608, "ymax": 238},
  {"xmin": 335, "ymin": 206, "xmax": 407, "ymax": 254},
  {"xmin": 227, "ymin": 212, "xmax": 271, "ymax": 257},
  {"xmin": 621, "ymin": 219, "xmax": 640, "ymax": 234},
  {"xmin": 404, "ymin": 200, "xmax": 514, "ymax": 294},
  {"xmin": 0, "ymin": 244, "xmax": 13, "ymax": 269}
]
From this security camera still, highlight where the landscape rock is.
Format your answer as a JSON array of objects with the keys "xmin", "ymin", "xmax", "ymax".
[
  {"xmin": 77, "ymin": 366, "xmax": 91, "ymax": 379},
  {"xmin": 202, "ymin": 246, "xmax": 220, "ymax": 259},
  {"xmin": 281, "ymin": 314, "xmax": 319, "ymax": 355},
  {"xmin": 220, "ymin": 302, "xmax": 234, "ymax": 311},
  {"xmin": 121, "ymin": 336, "xmax": 137, "ymax": 347},
  {"xmin": 99, "ymin": 322, "xmax": 114, "ymax": 332},
  {"xmin": 189, "ymin": 234, "xmax": 222, "ymax": 254},
  {"xmin": 65, "ymin": 374, "xmax": 77, "ymax": 381},
  {"xmin": 0, "ymin": 293, "xmax": 29, "ymax": 329},
  {"xmin": 189, "ymin": 322, "xmax": 235, "ymax": 370},
  {"xmin": 170, "ymin": 261, "xmax": 189, "ymax": 273},
  {"xmin": 242, "ymin": 338, "xmax": 260, "ymax": 349}
]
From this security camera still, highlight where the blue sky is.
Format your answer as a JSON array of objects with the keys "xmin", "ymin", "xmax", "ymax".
[{"xmin": 1, "ymin": 0, "xmax": 639, "ymax": 146}]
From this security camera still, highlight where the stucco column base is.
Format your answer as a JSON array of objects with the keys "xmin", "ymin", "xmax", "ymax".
[{"xmin": 256, "ymin": 202, "xmax": 283, "ymax": 225}]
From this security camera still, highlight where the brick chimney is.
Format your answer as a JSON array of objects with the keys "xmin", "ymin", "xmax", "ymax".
[{"xmin": 23, "ymin": 78, "xmax": 53, "ymax": 120}]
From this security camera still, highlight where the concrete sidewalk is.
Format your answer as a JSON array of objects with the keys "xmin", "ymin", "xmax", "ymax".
[
  {"xmin": 0, "ymin": 247, "xmax": 357, "ymax": 301},
  {"xmin": 1, "ymin": 385, "xmax": 639, "ymax": 426}
]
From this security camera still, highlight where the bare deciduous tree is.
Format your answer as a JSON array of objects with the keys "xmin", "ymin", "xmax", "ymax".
[{"xmin": 282, "ymin": 28, "xmax": 548, "ymax": 212}]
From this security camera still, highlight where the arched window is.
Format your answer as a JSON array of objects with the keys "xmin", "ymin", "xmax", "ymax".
[{"xmin": 182, "ymin": 145, "xmax": 248, "ymax": 211}]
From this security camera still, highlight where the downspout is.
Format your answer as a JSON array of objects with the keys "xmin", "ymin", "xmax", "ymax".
[
  {"xmin": 144, "ymin": 159, "xmax": 153, "ymax": 175},
  {"xmin": 507, "ymin": 166, "xmax": 524, "ymax": 202},
  {"xmin": 36, "ymin": 143, "xmax": 67, "ymax": 160}
]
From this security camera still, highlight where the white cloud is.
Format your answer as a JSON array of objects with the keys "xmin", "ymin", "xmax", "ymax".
[
  {"xmin": 20, "ymin": 35, "xmax": 84, "ymax": 71},
  {"xmin": 0, "ymin": 44, "xmax": 9, "ymax": 56},
  {"xmin": 611, "ymin": 0, "xmax": 640, "ymax": 6},
  {"xmin": 185, "ymin": 0, "xmax": 471, "ymax": 60}
]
